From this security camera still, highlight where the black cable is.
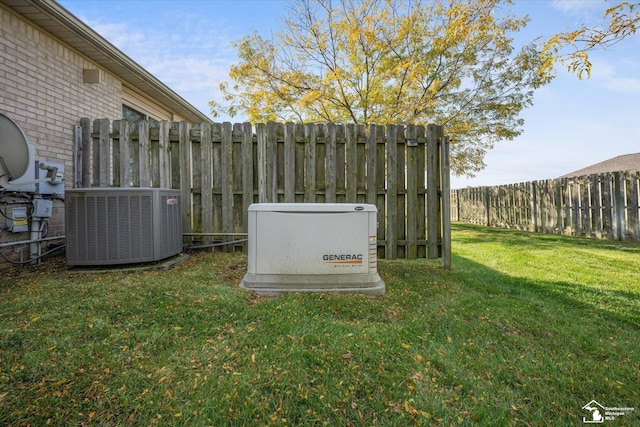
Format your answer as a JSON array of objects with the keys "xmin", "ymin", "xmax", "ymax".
[
  {"xmin": 0, "ymin": 190, "xmax": 34, "ymax": 220},
  {"xmin": 0, "ymin": 243, "xmax": 65, "ymax": 265}
]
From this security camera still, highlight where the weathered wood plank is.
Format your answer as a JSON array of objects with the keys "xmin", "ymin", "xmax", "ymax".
[
  {"xmin": 266, "ymin": 122, "xmax": 278, "ymax": 203},
  {"xmin": 179, "ymin": 121, "xmax": 192, "ymax": 234},
  {"xmin": 284, "ymin": 122, "xmax": 296, "ymax": 202},
  {"xmin": 241, "ymin": 122, "xmax": 254, "ymax": 227},
  {"xmin": 356, "ymin": 125, "xmax": 367, "ymax": 204},
  {"xmin": 119, "ymin": 120, "xmax": 132, "ymax": 187},
  {"xmin": 94, "ymin": 118, "xmax": 111, "ymax": 187},
  {"xmin": 416, "ymin": 126, "xmax": 427, "ymax": 257},
  {"xmin": 315, "ymin": 124, "xmax": 326, "ymax": 203},
  {"xmin": 138, "ymin": 120, "xmax": 150, "ymax": 187},
  {"xmin": 275, "ymin": 122, "xmax": 284, "ymax": 203},
  {"xmin": 345, "ymin": 124, "xmax": 357, "ymax": 203},
  {"xmin": 158, "ymin": 121, "xmax": 171, "ymax": 188},
  {"xmin": 375, "ymin": 125, "xmax": 386, "ymax": 259},
  {"xmin": 304, "ymin": 123, "xmax": 316, "ymax": 202},
  {"xmin": 200, "ymin": 122, "xmax": 213, "ymax": 245},
  {"xmin": 440, "ymin": 131, "xmax": 452, "ymax": 269},
  {"xmin": 111, "ymin": 120, "xmax": 122, "ymax": 187},
  {"xmin": 591, "ymin": 174, "xmax": 602, "ymax": 238},
  {"xmin": 221, "ymin": 122, "xmax": 234, "ymax": 247},
  {"xmin": 406, "ymin": 124, "xmax": 418, "ymax": 259},
  {"xmin": 335, "ymin": 124, "xmax": 346, "ymax": 203},
  {"xmin": 256, "ymin": 123, "xmax": 267, "ymax": 203},
  {"xmin": 396, "ymin": 127, "xmax": 406, "ymax": 259},
  {"xmin": 426, "ymin": 124, "xmax": 440, "ymax": 259},
  {"xmin": 211, "ymin": 123, "xmax": 222, "ymax": 234},
  {"xmin": 614, "ymin": 172, "xmax": 626, "ymax": 240},
  {"xmin": 366, "ymin": 124, "xmax": 377, "ymax": 205},
  {"xmin": 325, "ymin": 122, "xmax": 337, "ymax": 203},
  {"xmin": 191, "ymin": 131, "xmax": 202, "ymax": 235},
  {"xmin": 80, "ymin": 118, "xmax": 91, "ymax": 188},
  {"xmin": 170, "ymin": 122, "xmax": 181, "ymax": 190},
  {"xmin": 628, "ymin": 171, "xmax": 639, "ymax": 241},
  {"xmin": 386, "ymin": 124, "xmax": 398, "ymax": 260},
  {"xmin": 602, "ymin": 173, "xmax": 613, "ymax": 239},
  {"xmin": 294, "ymin": 123, "xmax": 305, "ymax": 203}
]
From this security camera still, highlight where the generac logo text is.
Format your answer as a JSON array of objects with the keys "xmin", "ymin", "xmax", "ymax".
[{"xmin": 323, "ymin": 254, "xmax": 363, "ymax": 264}]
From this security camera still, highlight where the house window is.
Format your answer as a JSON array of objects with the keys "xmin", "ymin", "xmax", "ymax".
[{"xmin": 122, "ymin": 104, "xmax": 159, "ymax": 126}]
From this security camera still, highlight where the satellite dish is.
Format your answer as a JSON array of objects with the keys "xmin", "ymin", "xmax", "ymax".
[{"xmin": 0, "ymin": 113, "xmax": 30, "ymax": 187}]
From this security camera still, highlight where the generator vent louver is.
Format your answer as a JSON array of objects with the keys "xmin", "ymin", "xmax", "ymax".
[{"xmin": 65, "ymin": 188, "xmax": 181, "ymax": 266}]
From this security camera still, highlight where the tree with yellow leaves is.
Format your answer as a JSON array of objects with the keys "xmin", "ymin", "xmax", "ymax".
[
  {"xmin": 211, "ymin": 0, "xmax": 551, "ymax": 175},
  {"xmin": 542, "ymin": 1, "xmax": 639, "ymax": 79}
]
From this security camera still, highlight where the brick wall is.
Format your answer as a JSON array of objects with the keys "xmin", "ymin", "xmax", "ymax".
[{"xmin": 0, "ymin": 5, "xmax": 123, "ymax": 268}]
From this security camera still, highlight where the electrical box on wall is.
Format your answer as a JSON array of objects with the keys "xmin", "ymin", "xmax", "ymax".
[
  {"xmin": 33, "ymin": 199, "xmax": 53, "ymax": 218},
  {"xmin": 7, "ymin": 207, "xmax": 28, "ymax": 232}
]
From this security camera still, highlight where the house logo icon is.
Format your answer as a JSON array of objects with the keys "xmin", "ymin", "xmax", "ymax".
[{"xmin": 583, "ymin": 400, "xmax": 605, "ymax": 423}]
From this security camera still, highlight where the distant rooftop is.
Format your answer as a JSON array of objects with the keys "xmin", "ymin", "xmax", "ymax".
[{"xmin": 559, "ymin": 153, "xmax": 640, "ymax": 178}]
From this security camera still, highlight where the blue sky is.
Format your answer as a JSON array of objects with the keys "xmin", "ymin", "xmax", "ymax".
[{"xmin": 58, "ymin": 0, "xmax": 640, "ymax": 189}]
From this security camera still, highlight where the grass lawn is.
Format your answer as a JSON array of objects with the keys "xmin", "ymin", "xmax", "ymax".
[{"xmin": 1, "ymin": 223, "xmax": 639, "ymax": 426}]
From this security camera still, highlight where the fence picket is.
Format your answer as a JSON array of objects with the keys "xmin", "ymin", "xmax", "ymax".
[
  {"xmin": 201, "ymin": 123, "xmax": 213, "ymax": 245},
  {"xmin": 406, "ymin": 125, "xmax": 418, "ymax": 259},
  {"xmin": 386, "ymin": 124, "xmax": 398, "ymax": 259},
  {"xmin": 179, "ymin": 122, "xmax": 191, "ymax": 234},
  {"xmin": 628, "ymin": 171, "xmax": 639, "ymax": 241}
]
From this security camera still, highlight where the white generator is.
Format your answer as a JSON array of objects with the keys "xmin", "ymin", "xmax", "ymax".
[{"xmin": 240, "ymin": 203, "xmax": 385, "ymax": 295}]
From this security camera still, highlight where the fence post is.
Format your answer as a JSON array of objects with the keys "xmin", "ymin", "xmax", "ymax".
[
  {"xmin": 440, "ymin": 134, "xmax": 451, "ymax": 269},
  {"xmin": 426, "ymin": 125, "xmax": 440, "ymax": 259}
]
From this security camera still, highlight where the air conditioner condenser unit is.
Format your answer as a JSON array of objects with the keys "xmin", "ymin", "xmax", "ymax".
[
  {"xmin": 65, "ymin": 188, "xmax": 182, "ymax": 266},
  {"xmin": 240, "ymin": 203, "xmax": 385, "ymax": 295}
]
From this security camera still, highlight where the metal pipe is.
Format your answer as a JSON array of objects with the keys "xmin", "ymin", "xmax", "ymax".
[
  {"xmin": 0, "ymin": 235, "xmax": 65, "ymax": 249},
  {"xmin": 183, "ymin": 232, "xmax": 248, "ymax": 236},
  {"xmin": 184, "ymin": 238, "xmax": 248, "ymax": 250},
  {"xmin": 29, "ymin": 217, "xmax": 41, "ymax": 263}
]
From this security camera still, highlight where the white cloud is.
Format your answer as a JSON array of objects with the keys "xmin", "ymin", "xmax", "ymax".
[
  {"xmin": 81, "ymin": 13, "xmax": 239, "ymax": 118},
  {"xmin": 551, "ymin": 0, "xmax": 605, "ymax": 15},
  {"xmin": 589, "ymin": 58, "xmax": 640, "ymax": 94}
]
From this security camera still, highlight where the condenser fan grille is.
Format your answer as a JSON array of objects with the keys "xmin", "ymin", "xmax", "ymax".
[{"xmin": 66, "ymin": 188, "xmax": 181, "ymax": 266}]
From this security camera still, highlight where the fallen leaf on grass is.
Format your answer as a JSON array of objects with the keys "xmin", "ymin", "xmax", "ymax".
[{"xmin": 341, "ymin": 352, "xmax": 354, "ymax": 359}]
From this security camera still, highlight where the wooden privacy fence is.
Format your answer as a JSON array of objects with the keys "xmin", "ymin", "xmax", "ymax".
[
  {"xmin": 75, "ymin": 119, "xmax": 451, "ymax": 263},
  {"xmin": 451, "ymin": 171, "xmax": 640, "ymax": 241}
]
